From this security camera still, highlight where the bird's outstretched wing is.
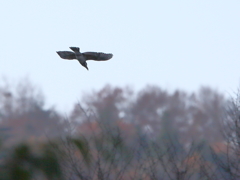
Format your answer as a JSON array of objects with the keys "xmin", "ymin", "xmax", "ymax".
[
  {"xmin": 56, "ymin": 51, "xmax": 76, "ymax": 60},
  {"xmin": 83, "ymin": 52, "xmax": 113, "ymax": 61}
]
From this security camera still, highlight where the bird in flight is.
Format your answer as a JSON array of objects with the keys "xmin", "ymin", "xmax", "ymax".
[{"xmin": 56, "ymin": 47, "xmax": 113, "ymax": 70}]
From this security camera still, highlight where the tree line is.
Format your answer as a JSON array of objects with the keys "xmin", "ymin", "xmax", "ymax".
[{"xmin": 0, "ymin": 78, "xmax": 239, "ymax": 180}]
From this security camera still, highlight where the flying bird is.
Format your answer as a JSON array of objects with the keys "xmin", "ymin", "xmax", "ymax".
[{"xmin": 56, "ymin": 47, "xmax": 113, "ymax": 70}]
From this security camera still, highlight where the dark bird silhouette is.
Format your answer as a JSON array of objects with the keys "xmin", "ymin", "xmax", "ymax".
[{"xmin": 56, "ymin": 47, "xmax": 113, "ymax": 70}]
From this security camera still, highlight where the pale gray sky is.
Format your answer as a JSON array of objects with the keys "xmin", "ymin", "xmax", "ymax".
[{"xmin": 1, "ymin": 1, "xmax": 240, "ymax": 112}]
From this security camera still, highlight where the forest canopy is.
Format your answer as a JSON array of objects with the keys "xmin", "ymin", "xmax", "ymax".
[{"xmin": 0, "ymin": 78, "xmax": 239, "ymax": 180}]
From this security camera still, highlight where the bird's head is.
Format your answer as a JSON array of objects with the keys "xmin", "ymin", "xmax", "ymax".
[
  {"xmin": 82, "ymin": 61, "xmax": 88, "ymax": 70},
  {"xmin": 70, "ymin": 47, "xmax": 80, "ymax": 53}
]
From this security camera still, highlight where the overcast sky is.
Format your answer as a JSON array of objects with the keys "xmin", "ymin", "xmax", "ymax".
[{"xmin": 1, "ymin": 1, "xmax": 240, "ymax": 112}]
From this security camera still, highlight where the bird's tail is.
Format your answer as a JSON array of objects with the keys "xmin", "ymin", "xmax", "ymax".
[{"xmin": 70, "ymin": 47, "xmax": 80, "ymax": 52}]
